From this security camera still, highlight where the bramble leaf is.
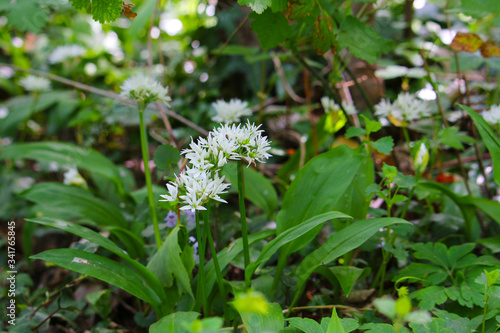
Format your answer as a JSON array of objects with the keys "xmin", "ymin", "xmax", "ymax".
[
  {"xmin": 338, "ymin": 16, "xmax": 392, "ymax": 64},
  {"xmin": 238, "ymin": 0, "xmax": 271, "ymax": 14},
  {"xmin": 249, "ymin": 10, "xmax": 290, "ymax": 50}
]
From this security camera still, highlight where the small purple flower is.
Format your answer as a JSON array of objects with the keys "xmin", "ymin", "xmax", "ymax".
[
  {"xmin": 184, "ymin": 210, "xmax": 196, "ymax": 226},
  {"xmin": 164, "ymin": 211, "xmax": 178, "ymax": 228},
  {"xmin": 189, "ymin": 236, "xmax": 199, "ymax": 262}
]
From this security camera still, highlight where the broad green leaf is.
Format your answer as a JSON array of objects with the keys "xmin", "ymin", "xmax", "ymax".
[
  {"xmin": 204, "ymin": 230, "xmax": 275, "ymax": 295},
  {"xmin": 147, "ymin": 226, "xmax": 194, "ymax": 299},
  {"xmin": 345, "ymin": 127, "xmax": 366, "ymax": 138},
  {"xmin": 106, "ymin": 226, "xmax": 145, "ymax": 259},
  {"xmin": 70, "ymin": 0, "xmax": 90, "ymax": 10},
  {"xmin": 276, "ymin": 145, "xmax": 363, "ymax": 256},
  {"xmin": 238, "ymin": 0, "xmax": 271, "ymax": 13},
  {"xmin": 249, "ymin": 10, "xmax": 290, "ymax": 50},
  {"xmin": 330, "ymin": 266, "xmax": 364, "ymax": 297},
  {"xmin": 413, "ymin": 286, "xmax": 447, "ymax": 310},
  {"xmin": 287, "ymin": 317, "xmax": 323, "ymax": 333},
  {"xmin": 149, "ymin": 311, "xmax": 200, "ymax": 333},
  {"xmin": 292, "ymin": 217, "xmax": 410, "ymax": 306},
  {"xmin": 153, "ymin": 144, "xmax": 180, "ymax": 170},
  {"xmin": 460, "ymin": 104, "xmax": 500, "ymax": 186},
  {"xmin": 412, "ymin": 243, "xmax": 450, "ymax": 269},
  {"xmin": 21, "ymin": 183, "xmax": 126, "ymax": 228},
  {"xmin": 361, "ymin": 115, "xmax": 382, "ymax": 135},
  {"xmin": 371, "ymin": 137, "xmax": 394, "ymax": 154},
  {"xmin": 0, "ymin": 142, "xmax": 123, "ymax": 191},
  {"xmin": 239, "ymin": 302, "xmax": 284, "ymax": 333},
  {"xmin": 338, "ymin": 17, "xmax": 392, "ymax": 64},
  {"xmin": 31, "ymin": 249, "xmax": 160, "ymax": 308},
  {"xmin": 0, "ymin": 91, "xmax": 77, "ymax": 137},
  {"xmin": 26, "ymin": 217, "xmax": 167, "ymax": 310},
  {"xmin": 86, "ymin": 289, "xmax": 111, "ymax": 318},
  {"xmin": 246, "ymin": 212, "xmax": 352, "ymax": 281},
  {"xmin": 222, "ymin": 162, "xmax": 277, "ymax": 217},
  {"xmin": 326, "ymin": 308, "xmax": 346, "ymax": 333}
]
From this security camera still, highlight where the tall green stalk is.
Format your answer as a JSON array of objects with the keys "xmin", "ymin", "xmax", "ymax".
[
  {"xmin": 204, "ymin": 206, "xmax": 228, "ymax": 324},
  {"xmin": 237, "ymin": 160, "xmax": 251, "ymax": 289},
  {"xmin": 138, "ymin": 103, "xmax": 162, "ymax": 249},
  {"xmin": 195, "ymin": 211, "xmax": 208, "ymax": 315}
]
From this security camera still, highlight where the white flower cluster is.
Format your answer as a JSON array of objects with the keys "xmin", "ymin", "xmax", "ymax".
[
  {"xmin": 120, "ymin": 74, "xmax": 171, "ymax": 105},
  {"xmin": 19, "ymin": 75, "xmax": 51, "ymax": 92},
  {"xmin": 375, "ymin": 92, "xmax": 431, "ymax": 123},
  {"xmin": 482, "ymin": 105, "xmax": 500, "ymax": 126},
  {"xmin": 160, "ymin": 121, "xmax": 272, "ymax": 212},
  {"xmin": 49, "ymin": 45, "xmax": 86, "ymax": 64},
  {"xmin": 211, "ymin": 99, "xmax": 252, "ymax": 124},
  {"xmin": 321, "ymin": 97, "xmax": 357, "ymax": 115}
]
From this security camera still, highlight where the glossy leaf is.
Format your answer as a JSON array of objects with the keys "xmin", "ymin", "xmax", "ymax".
[
  {"xmin": 31, "ymin": 249, "xmax": 160, "ymax": 307},
  {"xmin": 330, "ymin": 266, "xmax": 364, "ymax": 297},
  {"xmin": 0, "ymin": 142, "xmax": 123, "ymax": 190},
  {"xmin": 460, "ymin": 104, "xmax": 500, "ymax": 186},
  {"xmin": 204, "ymin": 230, "xmax": 275, "ymax": 295},
  {"xmin": 149, "ymin": 311, "xmax": 200, "ymax": 333},
  {"xmin": 21, "ymin": 183, "xmax": 127, "ymax": 228},
  {"xmin": 147, "ymin": 226, "xmax": 194, "ymax": 298},
  {"xmin": 26, "ymin": 217, "xmax": 167, "ymax": 308},
  {"xmin": 276, "ymin": 145, "xmax": 364, "ymax": 257},
  {"xmin": 292, "ymin": 217, "xmax": 410, "ymax": 305},
  {"xmin": 105, "ymin": 226, "xmax": 145, "ymax": 259},
  {"xmin": 246, "ymin": 211, "xmax": 352, "ymax": 281}
]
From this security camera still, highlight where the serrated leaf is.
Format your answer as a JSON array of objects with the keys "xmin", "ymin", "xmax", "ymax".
[
  {"xmin": 412, "ymin": 286, "xmax": 447, "ymax": 310},
  {"xmin": 5, "ymin": 0, "xmax": 49, "ymax": 33},
  {"xmin": 249, "ymin": 10, "xmax": 290, "ymax": 50},
  {"xmin": 238, "ymin": 0, "xmax": 271, "ymax": 14},
  {"xmin": 289, "ymin": 0, "xmax": 316, "ymax": 20},
  {"xmin": 153, "ymin": 144, "xmax": 181, "ymax": 170},
  {"xmin": 450, "ymin": 32, "xmax": 483, "ymax": 53},
  {"xmin": 345, "ymin": 127, "xmax": 366, "ymax": 138},
  {"xmin": 92, "ymin": 0, "xmax": 123, "ymax": 23},
  {"xmin": 70, "ymin": 0, "xmax": 90, "ymax": 10},
  {"xmin": 338, "ymin": 16, "xmax": 392, "ymax": 64},
  {"xmin": 371, "ymin": 137, "xmax": 394, "ymax": 154},
  {"xmin": 312, "ymin": 13, "xmax": 335, "ymax": 55}
]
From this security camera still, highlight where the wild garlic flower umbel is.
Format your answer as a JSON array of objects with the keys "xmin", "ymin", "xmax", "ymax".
[
  {"xmin": 120, "ymin": 74, "xmax": 171, "ymax": 106},
  {"xmin": 19, "ymin": 75, "xmax": 51, "ymax": 92},
  {"xmin": 160, "ymin": 121, "xmax": 272, "ymax": 212},
  {"xmin": 482, "ymin": 105, "xmax": 500, "ymax": 126},
  {"xmin": 49, "ymin": 44, "xmax": 86, "ymax": 64},
  {"xmin": 211, "ymin": 99, "xmax": 252, "ymax": 124},
  {"xmin": 375, "ymin": 92, "xmax": 431, "ymax": 125}
]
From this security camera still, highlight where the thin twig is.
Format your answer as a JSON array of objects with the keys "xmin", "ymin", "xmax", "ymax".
[
  {"xmin": 271, "ymin": 54, "xmax": 305, "ymax": 103},
  {"xmin": 218, "ymin": 14, "xmax": 249, "ymax": 55},
  {"xmin": 3, "ymin": 63, "xmax": 208, "ymax": 136}
]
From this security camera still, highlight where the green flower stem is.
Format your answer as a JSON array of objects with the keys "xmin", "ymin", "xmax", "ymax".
[
  {"xmin": 195, "ymin": 211, "xmax": 208, "ymax": 315},
  {"xmin": 402, "ymin": 126, "xmax": 411, "ymax": 152},
  {"xmin": 138, "ymin": 103, "xmax": 162, "ymax": 249},
  {"xmin": 482, "ymin": 293, "xmax": 489, "ymax": 333},
  {"xmin": 204, "ymin": 206, "xmax": 228, "ymax": 324},
  {"xmin": 237, "ymin": 160, "xmax": 251, "ymax": 289}
]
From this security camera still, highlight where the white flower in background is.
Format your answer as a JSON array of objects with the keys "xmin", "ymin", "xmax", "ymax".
[
  {"xmin": 49, "ymin": 44, "xmax": 86, "ymax": 64},
  {"xmin": 321, "ymin": 96, "xmax": 340, "ymax": 113},
  {"xmin": 19, "ymin": 75, "xmax": 51, "ymax": 92},
  {"xmin": 63, "ymin": 167, "xmax": 87, "ymax": 188},
  {"xmin": 482, "ymin": 105, "xmax": 500, "ymax": 126},
  {"xmin": 161, "ymin": 121, "xmax": 271, "ymax": 212},
  {"xmin": 342, "ymin": 101, "xmax": 357, "ymax": 115},
  {"xmin": 120, "ymin": 74, "xmax": 171, "ymax": 105},
  {"xmin": 211, "ymin": 99, "xmax": 252, "ymax": 124},
  {"xmin": 414, "ymin": 143, "xmax": 429, "ymax": 175},
  {"xmin": 375, "ymin": 92, "xmax": 431, "ymax": 124}
]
